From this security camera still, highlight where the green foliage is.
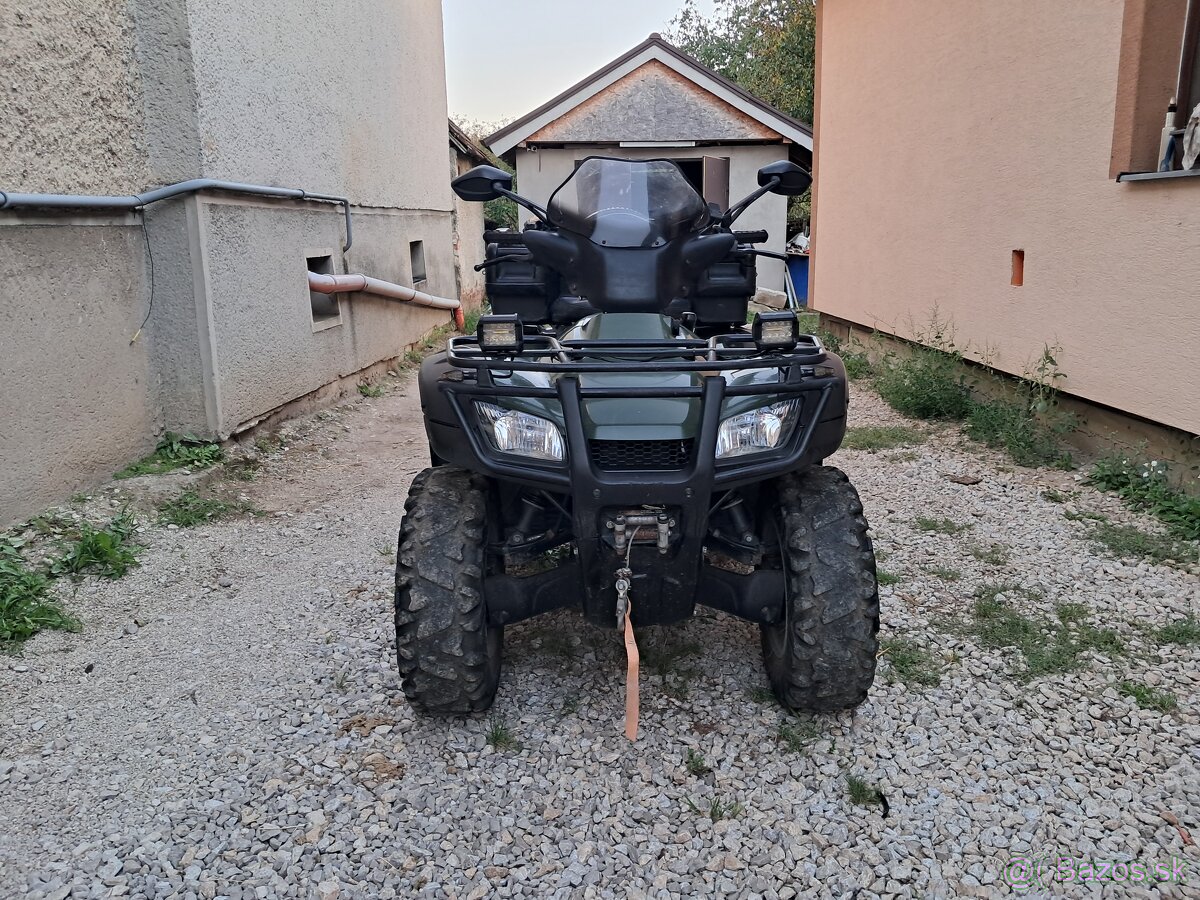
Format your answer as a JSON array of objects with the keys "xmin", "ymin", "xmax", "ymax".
[
  {"xmin": 842, "ymin": 426, "xmax": 925, "ymax": 452},
  {"xmin": 880, "ymin": 638, "xmax": 941, "ymax": 687},
  {"xmin": 1086, "ymin": 522, "xmax": 1198, "ymax": 567},
  {"xmin": 875, "ymin": 343, "xmax": 973, "ymax": 420},
  {"xmin": 876, "ymin": 568, "xmax": 901, "ymax": 586},
  {"xmin": 967, "ymin": 591, "xmax": 1122, "ymax": 679},
  {"xmin": 968, "ymin": 542, "xmax": 1011, "ymax": 565},
  {"xmin": 914, "ymin": 516, "xmax": 972, "ymax": 535},
  {"xmin": 777, "ymin": 717, "xmax": 822, "ymax": 753},
  {"xmin": 1153, "ymin": 617, "xmax": 1200, "ymax": 646},
  {"xmin": 685, "ymin": 796, "xmax": 745, "ymax": 821},
  {"xmin": 0, "ymin": 538, "xmax": 79, "ymax": 646},
  {"xmin": 965, "ymin": 346, "xmax": 1075, "ymax": 469},
  {"xmin": 1118, "ymin": 680, "xmax": 1177, "ymax": 712},
  {"xmin": 157, "ymin": 491, "xmax": 234, "ymax": 528},
  {"xmin": 49, "ymin": 511, "xmax": 138, "ymax": 579},
  {"xmin": 450, "ymin": 117, "xmax": 520, "ymax": 229},
  {"xmin": 357, "ymin": 383, "xmax": 384, "ymax": 398},
  {"xmin": 1086, "ymin": 456, "xmax": 1200, "ymax": 541},
  {"xmin": 685, "ymin": 748, "xmax": 712, "ymax": 776},
  {"xmin": 486, "ymin": 719, "xmax": 520, "ymax": 751},
  {"xmin": 846, "ymin": 774, "xmax": 885, "ymax": 808},
  {"xmin": 116, "ymin": 433, "xmax": 224, "ymax": 479}
]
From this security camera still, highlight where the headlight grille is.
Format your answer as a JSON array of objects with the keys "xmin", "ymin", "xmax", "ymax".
[{"xmin": 589, "ymin": 438, "xmax": 694, "ymax": 471}]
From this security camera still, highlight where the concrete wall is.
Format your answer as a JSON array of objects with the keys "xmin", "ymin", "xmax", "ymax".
[
  {"xmin": 812, "ymin": 0, "xmax": 1200, "ymax": 436},
  {"xmin": 452, "ymin": 153, "xmax": 488, "ymax": 308},
  {"xmin": 0, "ymin": 216, "xmax": 156, "ymax": 522},
  {"xmin": 514, "ymin": 144, "xmax": 790, "ymax": 290},
  {"xmin": 0, "ymin": 0, "xmax": 457, "ymax": 523}
]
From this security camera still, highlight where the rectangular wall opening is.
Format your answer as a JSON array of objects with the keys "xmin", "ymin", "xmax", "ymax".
[
  {"xmin": 1011, "ymin": 249, "xmax": 1025, "ymax": 286},
  {"xmin": 307, "ymin": 254, "xmax": 341, "ymax": 326},
  {"xmin": 409, "ymin": 240, "xmax": 427, "ymax": 287}
]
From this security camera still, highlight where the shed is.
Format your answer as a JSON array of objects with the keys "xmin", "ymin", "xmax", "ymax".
[
  {"xmin": 486, "ymin": 34, "xmax": 812, "ymax": 293},
  {"xmin": 449, "ymin": 119, "xmax": 490, "ymax": 308}
]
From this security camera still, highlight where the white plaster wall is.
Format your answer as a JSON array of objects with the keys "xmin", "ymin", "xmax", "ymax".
[{"xmin": 514, "ymin": 144, "xmax": 790, "ymax": 290}]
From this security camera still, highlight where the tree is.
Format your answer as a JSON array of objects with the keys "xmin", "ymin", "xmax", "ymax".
[
  {"xmin": 667, "ymin": 0, "xmax": 816, "ymax": 232},
  {"xmin": 451, "ymin": 115, "xmax": 519, "ymax": 229}
]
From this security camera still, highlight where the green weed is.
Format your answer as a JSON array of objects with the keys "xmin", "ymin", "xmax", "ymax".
[
  {"xmin": 49, "ymin": 512, "xmax": 138, "ymax": 579},
  {"xmin": 486, "ymin": 719, "xmax": 520, "ymax": 751},
  {"xmin": 1041, "ymin": 488, "xmax": 1074, "ymax": 503},
  {"xmin": 777, "ymin": 718, "xmax": 822, "ymax": 753},
  {"xmin": 880, "ymin": 638, "xmax": 941, "ymax": 687},
  {"xmin": 874, "ymin": 318, "xmax": 972, "ymax": 420},
  {"xmin": 846, "ymin": 774, "xmax": 885, "ymax": 809},
  {"xmin": 747, "ymin": 685, "xmax": 777, "ymax": 705},
  {"xmin": 969, "ymin": 543, "xmax": 1011, "ymax": 565},
  {"xmin": 1086, "ymin": 522, "xmax": 1198, "ymax": 566},
  {"xmin": 0, "ymin": 539, "xmax": 79, "ymax": 646},
  {"xmin": 842, "ymin": 426, "xmax": 925, "ymax": 452},
  {"xmin": 914, "ymin": 516, "xmax": 972, "ymax": 535},
  {"xmin": 876, "ymin": 569, "xmax": 901, "ymax": 586},
  {"xmin": 157, "ymin": 491, "xmax": 234, "ymax": 528},
  {"xmin": 1086, "ymin": 456, "xmax": 1200, "ymax": 541},
  {"xmin": 1154, "ymin": 617, "xmax": 1200, "ymax": 646},
  {"xmin": 357, "ymin": 383, "xmax": 384, "ymax": 398},
  {"xmin": 1117, "ymin": 680, "xmax": 1177, "ymax": 713},
  {"xmin": 685, "ymin": 748, "xmax": 712, "ymax": 776},
  {"xmin": 116, "ymin": 433, "xmax": 223, "ymax": 479},
  {"xmin": 685, "ymin": 796, "xmax": 744, "ymax": 822},
  {"xmin": 926, "ymin": 566, "xmax": 962, "ymax": 581}
]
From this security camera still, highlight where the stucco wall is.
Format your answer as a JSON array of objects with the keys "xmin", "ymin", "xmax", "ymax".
[
  {"xmin": 514, "ymin": 144, "xmax": 789, "ymax": 290},
  {"xmin": 185, "ymin": 0, "xmax": 451, "ymax": 211},
  {"xmin": 0, "ymin": 218, "xmax": 155, "ymax": 522},
  {"xmin": 0, "ymin": 2, "xmax": 148, "ymax": 193},
  {"xmin": 452, "ymin": 154, "xmax": 488, "ymax": 307},
  {"xmin": 813, "ymin": 0, "xmax": 1200, "ymax": 435}
]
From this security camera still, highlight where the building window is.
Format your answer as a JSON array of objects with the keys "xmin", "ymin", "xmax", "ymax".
[
  {"xmin": 307, "ymin": 254, "xmax": 342, "ymax": 330},
  {"xmin": 1111, "ymin": 0, "xmax": 1200, "ymax": 176},
  {"xmin": 409, "ymin": 240, "xmax": 427, "ymax": 287}
]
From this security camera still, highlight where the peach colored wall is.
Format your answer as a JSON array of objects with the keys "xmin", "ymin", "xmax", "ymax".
[{"xmin": 812, "ymin": 0, "xmax": 1200, "ymax": 436}]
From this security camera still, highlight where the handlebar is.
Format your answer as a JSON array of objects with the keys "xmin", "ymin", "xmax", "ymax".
[{"xmin": 733, "ymin": 230, "xmax": 769, "ymax": 244}]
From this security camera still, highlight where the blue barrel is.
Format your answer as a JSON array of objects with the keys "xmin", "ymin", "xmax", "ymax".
[{"xmin": 786, "ymin": 253, "xmax": 810, "ymax": 305}]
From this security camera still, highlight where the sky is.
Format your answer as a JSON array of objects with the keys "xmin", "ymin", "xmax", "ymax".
[{"xmin": 442, "ymin": 0, "xmax": 717, "ymax": 128}]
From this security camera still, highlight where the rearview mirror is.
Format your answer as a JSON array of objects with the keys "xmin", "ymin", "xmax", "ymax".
[
  {"xmin": 451, "ymin": 165, "xmax": 514, "ymax": 202},
  {"xmin": 756, "ymin": 161, "xmax": 812, "ymax": 196}
]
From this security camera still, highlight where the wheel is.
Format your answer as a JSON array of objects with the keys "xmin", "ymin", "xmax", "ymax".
[
  {"xmin": 394, "ymin": 466, "xmax": 502, "ymax": 713},
  {"xmin": 760, "ymin": 466, "xmax": 879, "ymax": 712}
]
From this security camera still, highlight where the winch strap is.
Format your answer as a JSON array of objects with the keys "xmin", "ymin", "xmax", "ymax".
[{"xmin": 623, "ymin": 599, "xmax": 640, "ymax": 741}]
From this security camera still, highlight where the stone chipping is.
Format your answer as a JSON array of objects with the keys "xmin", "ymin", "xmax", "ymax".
[{"xmin": 1, "ymin": 375, "xmax": 1197, "ymax": 899}]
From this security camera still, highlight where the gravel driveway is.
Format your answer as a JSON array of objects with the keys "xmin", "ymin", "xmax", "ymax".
[{"xmin": 2, "ymin": 372, "xmax": 1198, "ymax": 900}]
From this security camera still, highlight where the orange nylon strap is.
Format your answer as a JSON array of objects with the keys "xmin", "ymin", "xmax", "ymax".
[{"xmin": 623, "ymin": 599, "xmax": 640, "ymax": 741}]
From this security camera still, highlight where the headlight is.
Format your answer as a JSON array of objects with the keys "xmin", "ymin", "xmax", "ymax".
[
  {"xmin": 716, "ymin": 400, "xmax": 800, "ymax": 459},
  {"xmin": 474, "ymin": 401, "xmax": 564, "ymax": 461}
]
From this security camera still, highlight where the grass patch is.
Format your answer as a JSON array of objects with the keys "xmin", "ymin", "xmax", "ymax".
[
  {"xmin": 841, "ymin": 426, "xmax": 925, "ymax": 452},
  {"xmin": 357, "ymin": 383, "xmax": 384, "ymax": 398},
  {"xmin": 1154, "ymin": 617, "xmax": 1200, "ymax": 646},
  {"xmin": 0, "ymin": 539, "xmax": 79, "ymax": 647},
  {"xmin": 926, "ymin": 566, "xmax": 961, "ymax": 581},
  {"xmin": 685, "ymin": 796, "xmax": 744, "ymax": 822},
  {"xmin": 968, "ymin": 542, "xmax": 1011, "ymax": 565},
  {"xmin": 1086, "ymin": 522, "xmax": 1198, "ymax": 566},
  {"xmin": 116, "ymin": 433, "xmax": 223, "ymax": 479},
  {"xmin": 1086, "ymin": 456, "xmax": 1200, "ymax": 541},
  {"xmin": 777, "ymin": 718, "xmax": 822, "ymax": 754},
  {"xmin": 876, "ymin": 568, "xmax": 901, "ymax": 587},
  {"xmin": 914, "ymin": 516, "xmax": 972, "ymax": 535},
  {"xmin": 747, "ymin": 685, "xmax": 777, "ymax": 705},
  {"xmin": 964, "ymin": 398, "xmax": 1073, "ymax": 469},
  {"xmin": 1064, "ymin": 509, "xmax": 1108, "ymax": 523},
  {"xmin": 968, "ymin": 589, "xmax": 1121, "ymax": 679},
  {"xmin": 1117, "ymin": 680, "xmax": 1177, "ymax": 713},
  {"xmin": 876, "ymin": 345, "xmax": 973, "ymax": 420},
  {"xmin": 1041, "ymin": 488, "xmax": 1074, "ymax": 503},
  {"xmin": 158, "ymin": 491, "xmax": 235, "ymax": 527},
  {"xmin": 48, "ymin": 512, "xmax": 138, "ymax": 579},
  {"xmin": 462, "ymin": 303, "xmax": 488, "ymax": 336},
  {"xmin": 486, "ymin": 719, "xmax": 520, "ymax": 751},
  {"xmin": 684, "ymin": 748, "xmax": 712, "ymax": 776},
  {"xmin": 846, "ymin": 774, "xmax": 885, "ymax": 809},
  {"xmin": 880, "ymin": 638, "xmax": 941, "ymax": 687}
]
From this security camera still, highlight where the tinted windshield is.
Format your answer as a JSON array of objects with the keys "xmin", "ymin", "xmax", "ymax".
[{"xmin": 546, "ymin": 157, "xmax": 710, "ymax": 248}]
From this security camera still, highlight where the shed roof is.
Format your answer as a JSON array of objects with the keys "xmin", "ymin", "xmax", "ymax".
[
  {"xmin": 448, "ymin": 119, "xmax": 490, "ymax": 165},
  {"xmin": 486, "ymin": 34, "xmax": 813, "ymax": 157}
]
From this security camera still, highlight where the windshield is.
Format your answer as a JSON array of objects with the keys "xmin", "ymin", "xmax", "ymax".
[{"xmin": 546, "ymin": 157, "xmax": 710, "ymax": 248}]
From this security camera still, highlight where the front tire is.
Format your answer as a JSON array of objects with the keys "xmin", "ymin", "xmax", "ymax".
[
  {"xmin": 394, "ymin": 466, "xmax": 502, "ymax": 713},
  {"xmin": 761, "ymin": 467, "xmax": 879, "ymax": 712}
]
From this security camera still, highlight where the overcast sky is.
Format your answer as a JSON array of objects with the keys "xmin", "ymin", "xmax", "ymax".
[{"xmin": 442, "ymin": 0, "xmax": 717, "ymax": 126}]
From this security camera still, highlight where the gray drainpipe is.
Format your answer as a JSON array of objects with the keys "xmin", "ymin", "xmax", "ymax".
[{"xmin": 0, "ymin": 179, "xmax": 353, "ymax": 251}]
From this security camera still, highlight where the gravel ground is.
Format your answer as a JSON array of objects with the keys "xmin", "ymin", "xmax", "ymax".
[{"xmin": 2, "ymin": 372, "xmax": 1198, "ymax": 900}]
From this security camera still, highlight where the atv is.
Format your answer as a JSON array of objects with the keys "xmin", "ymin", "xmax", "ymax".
[{"xmin": 395, "ymin": 156, "xmax": 878, "ymax": 724}]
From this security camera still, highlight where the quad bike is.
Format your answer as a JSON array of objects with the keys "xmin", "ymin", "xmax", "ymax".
[{"xmin": 395, "ymin": 156, "xmax": 878, "ymax": 723}]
